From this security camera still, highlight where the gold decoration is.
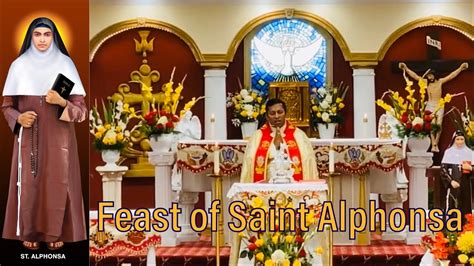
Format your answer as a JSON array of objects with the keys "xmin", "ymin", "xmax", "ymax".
[
  {"xmin": 378, "ymin": 121, "xmax": 392, "ymax": 140},
  {"xmin": 134, "ymin": 30, "xmax": 154, "ymax": 57}
]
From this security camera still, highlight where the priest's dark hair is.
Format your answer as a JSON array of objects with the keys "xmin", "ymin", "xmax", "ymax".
[
  {"xmin": 19, "ymin": 17, "xmax": 69, "ymax": 57},
  {"xmin": 265, "ymin": 98, "xmax": 287, "ymax": 113}
]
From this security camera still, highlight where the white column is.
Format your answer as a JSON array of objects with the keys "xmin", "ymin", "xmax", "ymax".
[
  {"xmin": 204, "ymin": 69, "xmax": 227, "ymax": 140},
  {"xmin": 148, "ymin": 151, "xmax": 178, "ymax": 246},
  {"xmin": 96, "ymin": 165, "xmax": 128, "ymax": 210},
  {"xmin": 381, "ymin": 168, "xmax": 409, "ymax": 240},
  {"xmin": 352, "ymin": 68, "xmax": 376, "ymax": 138},
  {"xmin": 177, "ymin": 191, "xmax": 200, "ymax": 242},
  {"xmin": 406, "ymin": 152, "xmax": 433, "ymax": 244}
]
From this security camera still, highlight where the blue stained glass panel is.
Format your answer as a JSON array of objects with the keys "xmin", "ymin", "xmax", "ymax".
[{"xmin": 250, "ymin": 19, "xmax": 327, "ymax": 93}]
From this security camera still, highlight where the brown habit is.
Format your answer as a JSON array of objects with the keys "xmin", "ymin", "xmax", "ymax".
[{"xmin": 2, "ymin": 95, "xmax": 87, "ymax": 242}]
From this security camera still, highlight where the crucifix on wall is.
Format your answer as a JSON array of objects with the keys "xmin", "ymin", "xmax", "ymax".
[{"xmin": 392, "ymin": 31, "xmax": 473, "ymax": 152}]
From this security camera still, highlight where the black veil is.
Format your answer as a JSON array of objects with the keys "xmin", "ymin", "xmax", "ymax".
[{"xmin": 19, "ymin": 17, "xmax": 69, "ymax": 57}]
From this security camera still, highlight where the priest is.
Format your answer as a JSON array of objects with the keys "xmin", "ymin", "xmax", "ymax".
[{"xmin": 240, "ymin": 98, "xmax": 318, "ymax": 181}]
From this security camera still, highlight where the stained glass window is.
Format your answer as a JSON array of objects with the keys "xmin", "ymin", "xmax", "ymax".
[{"xmin": 250, "ymin": 19, "xmax": 327, "ymax": 93}]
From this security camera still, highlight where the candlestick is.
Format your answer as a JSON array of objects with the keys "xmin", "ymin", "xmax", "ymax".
[
  {"xmin": 210, "ymin": 113, "xmax": 216, "ymax": 140},
  {"xmin": 329, "ymin": 142, "xmax": 335, "ymax": 173},
  {"xmin": 213, "ymin": 142, "xmax": 220, "ymax": 175}
]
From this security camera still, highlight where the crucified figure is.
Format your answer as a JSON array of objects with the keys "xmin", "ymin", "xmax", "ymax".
[{"xmin": 399, "ymin": 62, "xmax": 469, "ymax": 152}]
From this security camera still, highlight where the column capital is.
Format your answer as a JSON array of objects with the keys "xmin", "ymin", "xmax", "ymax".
[
  {"xmin": 201, "ymin": 54, "xmax": 229, "ymax": 69},
  {"xmin": 352, "ymin": 68, "xmax": 375, "ymax": 76},
  {"xmin": 204, "ymin": 68, "xmax": 227, "ymax": 77},
  {"xmin": 406, "ymin": 152, "xmax": 433, "ymax": 168},
  {"xmin": 148, "ymin": 151, "xmax": 176, "ymax": 166}
]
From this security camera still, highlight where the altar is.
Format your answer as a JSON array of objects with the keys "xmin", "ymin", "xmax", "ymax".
[{"xmin": 176, "ymin": 138, "xmax": 405, "ymax": 245}]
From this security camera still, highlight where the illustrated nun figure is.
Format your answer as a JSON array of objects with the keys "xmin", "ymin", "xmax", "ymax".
[
  {"xmin": 1, "ymin": 17, "xmax": 87, "ymax": 250},
  {"xmin": 440, "ymin": 130, "xmax": 474, "ymax": 221}
]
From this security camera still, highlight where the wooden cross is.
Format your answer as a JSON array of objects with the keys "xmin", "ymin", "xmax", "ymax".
[{"xmin": 392, "ymin": 31, "xmax": 473, "ymax": 74}]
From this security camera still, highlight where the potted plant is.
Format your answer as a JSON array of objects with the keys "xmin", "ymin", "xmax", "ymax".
[
  {"xmin": 89, "ymin": 99, "xmax": 131, "ymax": 168},
  {"xmin": 226, "ymin": 87, "xmax": 266, "ymax": 139},
  {"xmin": 310, "ymin": 82, "xmax": 348, "ymax": 139}
]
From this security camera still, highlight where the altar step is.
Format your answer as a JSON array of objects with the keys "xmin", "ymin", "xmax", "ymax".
[{"xmin": 90, "ymin": 235, "xmax": 425, "ymax": 266}]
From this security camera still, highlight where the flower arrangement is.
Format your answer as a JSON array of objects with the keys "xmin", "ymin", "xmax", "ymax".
[
  {"xmin": 135, "ymin": 68, "xmax": 203, "ymax": 137},
  {"xmin": 89, "ymin": 100, "xmax": 131, "ymax": 150},
  {"xmin": 238, "ymin": 195, "xmax": 324, "ymax": 266},
  {"xmin": 376, "ymin": 72, "xmax": 460, "ymax": 138},
  {"xmin": 226, "ymin": 87, "xmax": 266, "ymax": 127},
  {"xmin": 310, "ymin": 82, "xmax": 348, "ymax": 126},
  {"xmin": 450, "ymin": 97, "xmax": 474, "ymax": 148},
  {"xmin": 421, "ymin": 214, "xmax": 474, "ymax": 264}
]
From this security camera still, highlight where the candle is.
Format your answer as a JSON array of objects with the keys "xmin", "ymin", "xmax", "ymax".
[
  {"xmin": 210, "ymin": 113, "xmax": 216, "ymax": 140},
  {"xmin": 329, "ymin": 142, "xmax": 335, "ymax": 173},
  {"xmin": 213, "ymin": 142, "xmax": 220, "ymax": 175}
]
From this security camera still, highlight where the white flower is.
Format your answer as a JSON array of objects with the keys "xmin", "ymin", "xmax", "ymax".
[
  {"xmin": 124, "ymin": 130, "xmax": 130, "ymax": 138},
  {"xmin": 243, "ymin": 95, "xmax": 254, "ymax": 103},
  {"xmin": 317, "ymin": 87, "xmax": 326, "ymax": 96},
  {"xmin": 271, "ymin": 250, "xmax": 286, "ymax": 263},
  {"xmin": 412, "ymin": 117, "xmax": 423, "ymax": 126},
  {"xmin": 157, "ymin": 116, "xmax": 168, "ymax": 125},
  {"xmin": 118, "ymin": 121, "xmax": 126, "ymax": 132},
  {"xmin": 104, "ymin": 129, "xmax": 117, "ymax": 139},
  {"xmin": 324, "ymin": 95, "xmax": 333, "ymax": 104},
  {"xmin": 320, "ymin": 101, "xmax": 330, "ymax": 109},
  {"xmin": 240, "ymin": 89, "xmax": 249, "ymax": 97},
  {"xmin": 321, "ymin": 112, "xmax": 330, "ymax": 122},
  {"xmin": 243, "ymin": 104, "xmax": 254, "ymax": 112}
]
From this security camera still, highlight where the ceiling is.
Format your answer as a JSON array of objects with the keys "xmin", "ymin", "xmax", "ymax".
[{"xmin": 92, "ymin": 0, "xmax": 470, "ymax": 5}]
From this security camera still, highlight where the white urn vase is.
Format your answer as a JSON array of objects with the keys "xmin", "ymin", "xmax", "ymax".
[
  {"xmin": 149, "ymin": 133, "xmax": 177, "ymax": 152},
  {"xmin": 241, "ymin": 121, "xmax": 258, "ymax": 140},
  {"xmin": 317, "ymin": 123, "xmax": 337, "ymax": 139},
  {"xmin": 101, "ymin": 149, "xmax": 121, "ymax": 169},
  {"xmin": 407, "ymin": 135, "xmax": 431, "ymax": 153}
]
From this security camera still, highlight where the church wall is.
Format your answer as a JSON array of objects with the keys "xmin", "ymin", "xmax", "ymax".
[
  {"xmin": 90, "ymin": 2, "xmax": 472, "ymax": 54},
  {"xmin": 375, "ymin": 25, "xmax": 474, "ymax": 165},
  {"xmin": 89, "ymin": 28, "xmax": 204, "ymax": 209}
]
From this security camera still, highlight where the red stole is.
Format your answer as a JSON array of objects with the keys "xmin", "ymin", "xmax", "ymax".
[{"xmin": 252, "ymin": 122, "xmax": 303, "ymax": 182}]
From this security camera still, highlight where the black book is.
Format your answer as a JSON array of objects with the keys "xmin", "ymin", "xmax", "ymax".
[
  {"xmin": 52, "ymin": 73, "xmax": 75, "ymax": 99},
  {"xmin": 52, "ymin": 73, "xmax": 74, "ymax": 117}
]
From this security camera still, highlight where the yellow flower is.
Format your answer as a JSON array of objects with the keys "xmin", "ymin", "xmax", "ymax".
[
  {"xmin": 316, "ymin": 112, "xmax": 322, "ymax": 118},
  {"xmin": 252, "ymin": 112, "xmax": 259, "ymax": 119},
  {"xmin": 331, "ymin": 107, "xmax": 337, "ymax": 113},
  {"xmin": 257, "ymin": 97, "xmax": 262, "ymax": 103},
  {"xmin": 116, "ymin": 133, "xmax": 124, "ymax": 142},
  {"xmin": 98, "ymin": 126, "xmax": 106, "ymax": 133},
  {"xmin": 282, "ymin": 259, "xmax": 290, "ymax": 266},
  {"xmin": 235, "ymin": 104, "xmax": 241, "ymax": 110},
  {"xmin": 444, "ymin": 93, "xmax": 453, "ymax": 103},
  {"xmin": 312, "ymin": 106, "xmax": 319, "ymax": 112},
  {"xmin": 315, "ymin": 246, "xmax": 324, "ymax": 254},
  {"xmin": 458, "ymin": 254, "xmax": 469, "ymax": 264},
  {"xmin": 264, "ymin": 259, "xmax": 274, "ymax": 266},
  {"xmin": 94, "ymin": 132, "xmax": 103, "ymax": 139},
  {"xmin": 255, "ymin": 238, "xmax": 265, "ymax": 247},
  {"xmin": 251, "ymin": 196, "xmax": 264, "ymax": 208},
  {"xmin": 469, "ymin": 257, "xmax": 474, "ymax": 265},
  {"xmin": 456, "ymin": 231, "xmax": 474, "ymax": 253},
  {"xmin": 293, "ymin": 259, "xmax": 301, "ymax": 266},
  {"xmin": 336, "ymin": 97, "xmax": 343, "ymax": 103},
  {"xmin": 236, "ymin": 95, "xmax": 242, "ymax": 100},
  {"xmin": 251, "ymin": 92, "xmax": 257, "ymax": 98},
  {"xmin": 238, "ymin": 232, "xmax": 246, "ymax": 238},
  {"xmin": 272, "ymin": 235, "xmax": 279, "ymax": 244},
  {"xmin": 285, "ymin": 235, "xmax": 293, "ymax": 243},
  {"xmin": 306, "ymin": 211, "xmax": 315, "ymax": 226},
  {"xmin": 338, "ymin": 103, "xmax": 345, "ymax": 109},
  {"xmin": 115, "ymin": 126, "xmax": 122, "ymax": 133},
  {"xmin": 105, "ymin": 124, "xmax": 111, "ymax": 130},
  {"xmin": 240, "ymin": 110, "xmax": 248, "ymax": 117},
  {"xmin": 256, "ymin": 252, "xmax": 265, "ymax": 262}
]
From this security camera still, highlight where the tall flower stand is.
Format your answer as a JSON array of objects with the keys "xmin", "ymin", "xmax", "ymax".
[
  {"xmin": 96, "ymin": 165, "xmax": 128, "ymax": 210},
  {"xmin": 406, "ymin": 151, "xmax": 433, "ymax": 244},
  {"xmin": 148, "ymin": 151, "xmax": 178, "ymax": 246}
]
